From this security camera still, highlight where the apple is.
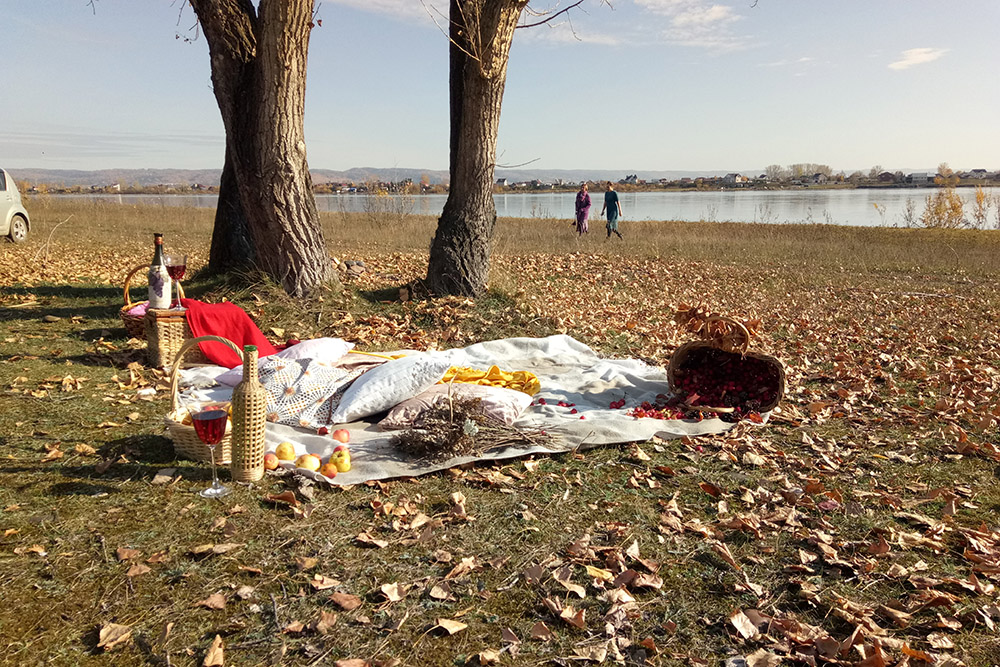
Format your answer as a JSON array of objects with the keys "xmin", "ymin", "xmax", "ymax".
[
  {"xmin": 263, "ymin": 452, "xmax": 279, "ymax": 470},
  {"xmin": 295, "ymin": 454, "xmax": 321, "ymax": 472},
  {"xmin": 318, "ymin": 462, "xmax": 338, "ymax": 478},
  {"xmin": 332, "ymin": 450, "xmax": 352, "ymax": 473},
  {"xmin": 275, "ymin": 441, "xmax": 296, "ymax": 461},
  {"xmin": 333, "ymin": 444, "xmax": 349, "ymax": 453},
  {"xmin": 332, "ymin": 429, "xmax": 350, "ymax": 444}
]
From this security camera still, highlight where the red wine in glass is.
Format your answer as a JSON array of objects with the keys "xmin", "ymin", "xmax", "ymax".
[
  {"xmin": 164, "ymin": 253, "xmax": 187, "ymax": 311},
  {"xmin": 192, "ymin": 409, "xmax": 228, "ymax": 444}
]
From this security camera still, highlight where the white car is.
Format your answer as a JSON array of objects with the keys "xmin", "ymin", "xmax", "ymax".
[{"xmin": 1, "ymin": 168, "xmax": 30, "ymax": 243}]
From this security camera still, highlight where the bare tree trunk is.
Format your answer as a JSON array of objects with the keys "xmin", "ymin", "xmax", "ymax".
[
  {"xmin": 426, "ymin": 0, "xmax": 526, "ymax": 296},
  {"xmin": 191, "ymin": 0, "xmax": 336, "ymax": 297},
  {"xmin": 209, "ymin": 146, "xmax": 254, "ymax": 270}
]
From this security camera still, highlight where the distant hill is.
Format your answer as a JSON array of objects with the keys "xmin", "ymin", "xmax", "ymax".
[{"xmin": 7, "ymin": 166, "xmax": 741, "ymax": 188}]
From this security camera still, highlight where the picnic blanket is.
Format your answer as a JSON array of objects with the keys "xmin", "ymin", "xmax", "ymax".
[{"xmin": 178, "ymin": 335, "xmax": 746, "ymax": 485}]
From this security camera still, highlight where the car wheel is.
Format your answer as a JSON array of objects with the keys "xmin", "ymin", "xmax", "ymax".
[{"xmin": 8, "ymin": 216, "xmax": 28, "ymax": 243}]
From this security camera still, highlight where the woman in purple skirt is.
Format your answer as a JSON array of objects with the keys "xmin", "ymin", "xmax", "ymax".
[{"xmin": 574, "ymin": 183, "xmax": 591, "ymax": 236}]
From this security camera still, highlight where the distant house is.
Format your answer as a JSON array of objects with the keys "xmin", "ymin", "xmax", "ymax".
[
  {"xmin": 723, "ymin": 173, "xmax": 748, "ymax": 185},
  {"xmin": 496, "ymin": 178, "xmax": 508, "ymax": 187},
  {"xmin": 908, "ymin": 172, "xmax": 931, "ymax": 184},
  {"xmin": 969, "ymin": 169, "xmax": 988, "ymax": 179},
  {"xmin": 811, "ymin": 173, "xmax": 829, "ymax": 185},
  {"xmin": 877, "ymin": 171, "xmax": 896, "ymax": 183}
]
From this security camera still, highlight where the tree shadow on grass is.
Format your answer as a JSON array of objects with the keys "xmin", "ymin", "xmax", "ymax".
[{"xmin": 357, "ymin": 284, "xmax": 406, "ymax": 304}]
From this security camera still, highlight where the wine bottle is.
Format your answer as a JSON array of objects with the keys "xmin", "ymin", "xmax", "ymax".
[
  {"xmin": 231, "ymin": 345, "xmax": 268, "ymax": 482},
  {"xmin": 147, "ymin": 233, "xmax": 172, "ymax": 309}
]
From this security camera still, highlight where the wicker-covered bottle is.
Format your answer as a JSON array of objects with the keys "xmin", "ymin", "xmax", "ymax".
[{"xmin": 230, "ymin": 345, "xmax": 268, "ymax": 482}]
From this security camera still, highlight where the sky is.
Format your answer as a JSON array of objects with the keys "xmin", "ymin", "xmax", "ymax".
[{"xmin": 2, "ymin": 0, "xmax": 999, "ymax": 175}]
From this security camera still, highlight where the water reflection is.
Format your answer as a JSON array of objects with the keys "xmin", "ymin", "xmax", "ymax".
[{"xmin": 58, "ymin": 187, "xmax": 998, "ymax": 228}]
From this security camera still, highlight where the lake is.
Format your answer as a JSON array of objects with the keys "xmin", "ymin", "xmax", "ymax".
[{"xmin": 60, "ymin": 187, "xmax": 999, "ymax": 228}]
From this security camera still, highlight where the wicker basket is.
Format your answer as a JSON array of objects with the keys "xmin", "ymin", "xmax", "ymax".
[
  {"xmin": 165, "ymin": 335, "xmax": 244, "ymax": 464},
  {"xmin": 667, "ymin": 317, "xmax": 785, "ymax": 413},
  {"xmin": 119, "ymin": 264, "xmax": 150, "ymax": 340},
  {"xmin": 145, "ymin": 305, "xmax": 204, "ymax": 368}
]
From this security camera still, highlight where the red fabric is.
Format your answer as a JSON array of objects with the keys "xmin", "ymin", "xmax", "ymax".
[{"xmin": 181, "ymin": 299, "xmax": 278, "ymax": 368}]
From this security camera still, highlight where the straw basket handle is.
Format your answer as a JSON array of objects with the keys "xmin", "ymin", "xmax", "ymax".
[
  {"xmin": 123, "ymin": 263, "xmax": 186, "ymax": 309},
  {"xmin": 168, "ymin": 335, "xmax": 244, "ymax": 413},
  {"xmin": 702, "ymin": 316, "xmax": 751, "ymax": 354},
  {"xmin": 123, "ymin": 264, "xmax": 147, "ymax": 309}
]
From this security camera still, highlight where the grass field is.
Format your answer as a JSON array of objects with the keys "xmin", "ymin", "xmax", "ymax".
[{"xmin": 2, "ymin": 199, "xmax": 1000, "ymax": 666}]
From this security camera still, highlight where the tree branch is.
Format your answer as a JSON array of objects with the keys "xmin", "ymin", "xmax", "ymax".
[{"xmin": 516, "ymin": 0, "xmax": 584, "ymax": 28}]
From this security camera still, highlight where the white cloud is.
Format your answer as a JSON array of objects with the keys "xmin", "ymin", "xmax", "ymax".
[
  {"xmin": 888, "ymin": 47, "xmax": 948, "ymax": 70},
  {"xmin": 634, "ymin": 0, "xmax": 750, "ymax": 53},
  {"xmin": 520, "ymin": 24, "xmax": 622, "ymax": 46},
  {"xmin": 326, "ymin": 0, "xmax": 434, "ymax": 22}
]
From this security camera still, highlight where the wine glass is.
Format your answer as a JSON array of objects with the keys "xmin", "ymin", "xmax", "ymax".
[
  {"xmin": 164, "ymin": 254, "xmax": 187, "ymax": 311},
  {"xmin": 191, "ymin": 402, "xmax": 232, "ymax": 498}
]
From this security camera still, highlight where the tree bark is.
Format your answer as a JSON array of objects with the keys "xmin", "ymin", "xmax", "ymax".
[
  {"xmin": 426, "ymin": 0, "xmax": 527, "ymax": 297},
  {"xmin": 190, "ymin": 0, "xmax": 336, "ymax": 297},
  {"xmin": 209, "ymin": 146, "xmax": 254, "ymax": 270}
]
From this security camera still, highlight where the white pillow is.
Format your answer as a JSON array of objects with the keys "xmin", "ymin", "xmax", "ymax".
[
  {"xmin": 379, "ymin": 383, "xmax": 532, "ymax": 430},
  {"xmin": 214, "ymin": 338, "xmax": 354, "ymax": 386},
  {"xmin": 330, "ymin": 353, "xmax": 452, "ymax": 423},
  {"xmin": 277, "ymin": 337, "xmax": 355, "ymax": 362}
]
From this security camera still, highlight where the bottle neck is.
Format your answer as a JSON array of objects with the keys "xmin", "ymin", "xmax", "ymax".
[
  {"xmin": 243, "ymin": 348, "xmax": 259, "ymax": 375},
  {"xmin": 152, "ymin": 236, "xmax": 165, "ymax": 266}
]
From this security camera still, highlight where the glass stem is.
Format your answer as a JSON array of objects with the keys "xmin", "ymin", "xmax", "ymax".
[{"xmin": 209, "ymin": 446, "xmax": 219, "ymax": 488}]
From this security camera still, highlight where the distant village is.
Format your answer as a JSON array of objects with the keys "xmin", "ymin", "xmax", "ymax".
[{"xmin": 22, "ymin": 167, "xmax": 999, "ymax": 196}]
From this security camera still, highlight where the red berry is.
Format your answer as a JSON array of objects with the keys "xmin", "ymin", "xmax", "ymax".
[{"xmin": 569, "ymin": 408, "xmax": 578, "ymax": 414}]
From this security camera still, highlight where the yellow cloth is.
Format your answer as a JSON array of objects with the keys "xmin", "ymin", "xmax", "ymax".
[{"xmin": 438, "ymin": 365, "xmax": 541, "ymax": 396}]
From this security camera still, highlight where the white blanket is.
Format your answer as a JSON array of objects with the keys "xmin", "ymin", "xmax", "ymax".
[{"xmin": 178, "ymin": 335, "xmax": 741, "ymax": 485}]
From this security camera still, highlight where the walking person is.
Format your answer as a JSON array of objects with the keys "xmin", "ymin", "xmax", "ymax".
[
  {"xmin": 601, "ymin": 181, "xmax": 623, "ymax": 240},
  {"xmin": 574, "ymin": 183, "xmax": 591, "ymax": 237}
]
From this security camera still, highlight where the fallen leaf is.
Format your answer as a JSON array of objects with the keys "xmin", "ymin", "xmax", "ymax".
[
  {"xmin": 380, "ymin": 582, "xmax": 406, "ymax": 602},
  {"xmin": 196, "ymin": 593, "xmax": 227, "ymax": 610},
  {"xmin": 97, "ymin": 623, "xmax": 132, "ymax": 651},
  {"xmin": 559, "ymin": 605, "xmax": 587, "ymax": 629},
  {"xmin": 355, "ymin": 531, "xmax": 389, "ymax": 548},
  {"xmin": 203, "ymin": 634, "xmax": 224, "ymax": 666},
  {"xmin": 572, "ymin": 643, "xmax": 608, "ymax": 662},
  {"xmin": 710, "ymin": 540, "xmax": 741, "ymax": 570},
  {"xmin": 295, "ymin": 556, "xmax": 318, "ymax": 571},
  {"xmin": 266, "ymin": 490, "xmax": 299, "ymax": 507},
  {"xmin": 116, "ymin": 547, "xmax": 141, "ymax": 561},
  {"xmin": 730, "ymin": 609, "xmax": 760, "ymax": 639},
  {"xmin": 475, "ymin": 648, "xmax": 501, "ymax": 665},
  {"xmin": 530, "ymin": 621, "xmax": 553, "ymax": 641},
  {"xmin": 434, "ymin": 618, "xmax": 468, "ymax": 635},
  {"xmin": 126, "ymin": 563, "xmax": 151, "ymax": 577},
  {"xmin": 554, "ymin": 566, "xmax": 586, "ymax": 598},
  {"xmin": 151, "ymin": 468, "xmax": 177, "ymax": 485},
  {"xmin": 501, "ymin": 627, "xmax": 520, "ymax": 643},
  {"xmin": 309, "ymin": 574, "xmax": 341, "ymax": 590},
  {"xmin": 329, "ymin": 592, "xmax": 363, "ymax": 611},
  {"xmin": 312, "ymin": 610, "xmax": 338, "ymax": 635}
]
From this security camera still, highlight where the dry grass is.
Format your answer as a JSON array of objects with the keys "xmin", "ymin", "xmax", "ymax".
[{"xmin": 2, "ymin": 200, "xmax": 1000, "ymax": 666}]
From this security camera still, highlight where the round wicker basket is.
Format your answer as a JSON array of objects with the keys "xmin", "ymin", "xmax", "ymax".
[
  {"xmin": 667, "ymin": 317, "xmax": 785, "ymax": 413},
  {"xmin": 119, "ymin": 264, "xmax": 150, "ymax": 340},
  {"xmin": 165, "ymin": 335, "xmax": 243, "ymax": 464},
  {"xmin": 120, "ymin": 263, "xmax": 186, "ymax": 340}
]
